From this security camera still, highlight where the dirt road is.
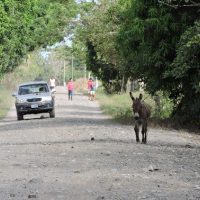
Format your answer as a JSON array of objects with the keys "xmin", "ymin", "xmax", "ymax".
[{"xmin": 0, "ymin": 86, "xmax": 200, "ymax": 200}]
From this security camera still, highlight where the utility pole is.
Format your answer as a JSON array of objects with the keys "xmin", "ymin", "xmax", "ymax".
[
  {"xmin": 71, "ymin": 55, "xmax": 74, "ymax": 80},
  {"xmin": 63, "ymin": 60, "xmax": 66, "ymax": 86},
  {"xmin": 84, "ymin": 64, "xmax": 87, "ymax": 90}
]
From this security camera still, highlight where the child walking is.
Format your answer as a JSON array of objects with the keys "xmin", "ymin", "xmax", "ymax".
[
  {"xmin": 67, "ymin": 78, "xmax": 74, "ymax": 101},
  {"xmin": 87, "ymin": 78, "xmax": 95, "ymax": 101}
]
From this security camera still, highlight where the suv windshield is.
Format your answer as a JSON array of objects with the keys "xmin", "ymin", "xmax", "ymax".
[{"xmin": 18, "ymin": 84, "xmax": 49, "ymax": 95}]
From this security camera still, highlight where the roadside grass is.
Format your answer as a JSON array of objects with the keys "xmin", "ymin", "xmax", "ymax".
[
  {"xmin": 0, "ymin": 86, "xmax": 12, "ymax": 119},
  {"xmin": 96, "ymin": 88, "xmax": 200, "ymax": 132},
  {"xmin": 96, "ymin": 88, "xmax": 155, "ymax": 124}
]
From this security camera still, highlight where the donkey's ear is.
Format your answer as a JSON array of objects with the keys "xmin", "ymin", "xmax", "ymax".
[
  {"xmin": 129, "ymin": 92, "xmax": 135, "ymax": 101},
  {"xmin": 139, "ymin": 93, "xmax": 143, "ymax": 100}
]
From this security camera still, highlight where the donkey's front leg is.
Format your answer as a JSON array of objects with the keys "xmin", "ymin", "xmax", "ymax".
[
  {"xmin": 134, "ymin": 122, "xmax": 140, "ymax": 143},
  {"xmin": 142, "ymin": 122, "xmax": 147, "ymax": 144}
]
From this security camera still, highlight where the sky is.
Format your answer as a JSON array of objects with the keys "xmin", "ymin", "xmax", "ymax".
[{"xmin": 41, "ymin": 0, "xmax": 97, "ymax": 58}]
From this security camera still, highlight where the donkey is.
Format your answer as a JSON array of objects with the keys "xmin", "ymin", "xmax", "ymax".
[{"xmin": 129, "ymin": 92, "xmax": 151, "ymax": 144}]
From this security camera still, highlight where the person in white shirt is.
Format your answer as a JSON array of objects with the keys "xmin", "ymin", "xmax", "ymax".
[{"xmin": 49, "ymin": 77, "xmax": 56, "ymax": 90}]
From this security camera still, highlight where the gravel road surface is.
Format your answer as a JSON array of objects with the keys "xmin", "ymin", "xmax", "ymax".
[{"xmin": 0, "ymin": 86, "xmax": 200, "ymax": 200}]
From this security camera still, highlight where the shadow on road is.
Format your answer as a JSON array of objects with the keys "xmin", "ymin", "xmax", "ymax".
[
  {"xmin": 0, "ymin": 137, "xmax": 198, "ymax": 150},
  {"xmin": 0, "ymin": 116, "xmax": 117, "ymax": 132}
]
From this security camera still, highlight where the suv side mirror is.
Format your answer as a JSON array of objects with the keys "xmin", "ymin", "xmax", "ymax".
[{"xmin": 12, "ymin": 92, "xmax": 17, "ymax": 97}]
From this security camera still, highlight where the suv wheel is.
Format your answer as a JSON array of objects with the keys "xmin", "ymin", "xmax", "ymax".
[
  {"xmin": 49, "ymin": 109, "xmax": 55, "ymax": 118},
  {"xmin": 17, "ymin": 112, "xmax": 24, "ymax": 120}
]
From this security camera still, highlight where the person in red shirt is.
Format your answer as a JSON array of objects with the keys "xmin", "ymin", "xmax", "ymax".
[
  {"xmin": 67, "ymin": 78, "xmax": 74, "ymax": 101},
  {"xmin": 87, "ymin": 78, "xmax": 93, "ymax": 100},
  {"xmin": 87, "ymin": 78, "xmax": 95, "ymax": 101}
]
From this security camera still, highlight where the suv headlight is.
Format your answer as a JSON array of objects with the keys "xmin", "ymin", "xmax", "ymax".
[
  {"xmin": 42, "ymin": 96, "xmax": 52, "ymax": 102},
  {"xmin": 16, "ymin": 98, "xmax": 26, "ymax": 103}
]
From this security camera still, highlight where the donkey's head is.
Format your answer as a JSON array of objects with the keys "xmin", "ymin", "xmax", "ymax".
[{"xmin": 129, "ymin": 92, "xmax": 143, "ymax": 120}]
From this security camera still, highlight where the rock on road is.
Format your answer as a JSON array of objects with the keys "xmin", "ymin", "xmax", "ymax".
[{"xmin": 0, "ymin": 86, "xmax": 200, "ymax": 200}]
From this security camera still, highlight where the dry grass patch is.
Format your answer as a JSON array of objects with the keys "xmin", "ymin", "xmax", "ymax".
[
  {"xmin": 96, "ymin": 89, "xmax": 155, "ymax": 124},
  {"xmin": 0, "ymin": 87, "xmax": 13, "ymax": 119}
]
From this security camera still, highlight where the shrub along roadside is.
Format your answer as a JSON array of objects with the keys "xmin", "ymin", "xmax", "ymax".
[{"xmin": 0, "ymin": 86, "xmax": 13, "ymax": 119}]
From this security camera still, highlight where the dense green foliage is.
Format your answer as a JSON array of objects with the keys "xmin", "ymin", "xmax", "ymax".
[
  {"xmin": 118, "ymin": 0, "xmax": 200, "ymax": 122},
  {"xmin": 73, "ymin": 0, "xmax": 200, "ymax": 124},
  {"xmin": 0, "ymin": 0, "xmax": 77, "ymax": 78},
  {"xmin": 165, "ymin": 20, "xmax": 200, "ymax": 121}
]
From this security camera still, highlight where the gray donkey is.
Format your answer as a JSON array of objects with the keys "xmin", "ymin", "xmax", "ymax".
[{"xmin": 129, "ymin": 92, "xmax": 151, "ymax": 144}]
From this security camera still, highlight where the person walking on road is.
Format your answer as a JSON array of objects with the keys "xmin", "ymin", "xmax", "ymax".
[
  {"xmin": 67, "ymin": 78, "xmax": 74, "ymax": 101},
  {"xmin": 87, "ymin": 78, "xmax": 95, "ymax": 101},
  {"xmin": 49, "ymin": 76, "xmax": 56, "ymax": 90}
]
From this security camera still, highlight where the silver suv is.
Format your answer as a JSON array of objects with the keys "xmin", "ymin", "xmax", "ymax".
[{"xmin": 12, "ymin": 81, "xmax": 55, "ymax": 120}]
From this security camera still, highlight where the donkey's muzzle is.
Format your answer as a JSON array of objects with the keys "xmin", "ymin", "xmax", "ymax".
[{"xmin": 134, "ymin": 113, "xmax": 140, "ymax": 120}]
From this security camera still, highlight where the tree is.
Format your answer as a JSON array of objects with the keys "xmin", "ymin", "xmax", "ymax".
[
  {"xmin": 74, "ymin": 0, "xmax": 131, "ymax": 92},
  {"xmin": 158, "ymin": 0, "xmax": 200, "ymax": 8},
  {"xmin": 118, "ymin": 0, "xmax": 199, "ymax": 123},
  {"xmin": 165, "ymin": 20, "xmax": 200, "ymax": 122},
  {"xmin": 0, "ymin": 0, "xmax": 78, "ymax": 79}
]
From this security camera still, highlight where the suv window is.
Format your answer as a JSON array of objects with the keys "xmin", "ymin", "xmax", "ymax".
[{"xmin": 18, "ymin": 84, "xmax": 49, "ymax": 95}]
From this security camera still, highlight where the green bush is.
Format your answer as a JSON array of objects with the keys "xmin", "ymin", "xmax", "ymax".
[{"xmin": 153, "ymin": 91, "xmax": 174, "ymax": 119}]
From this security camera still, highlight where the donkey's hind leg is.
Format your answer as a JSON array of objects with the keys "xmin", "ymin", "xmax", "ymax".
[{"xmin": 134, "ymin": 121, "xmax": 140, "ymax": 143}]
